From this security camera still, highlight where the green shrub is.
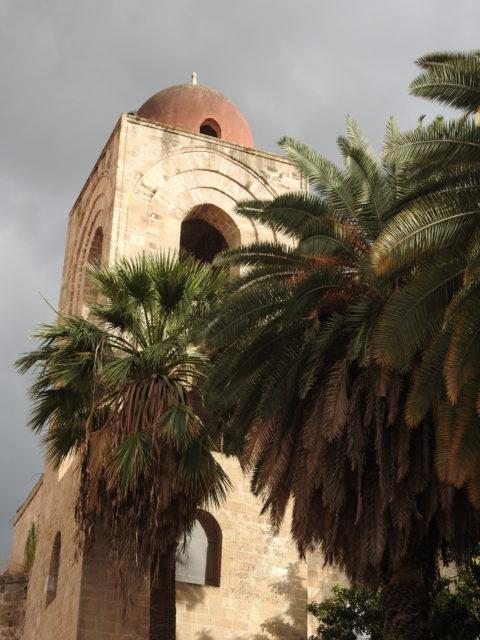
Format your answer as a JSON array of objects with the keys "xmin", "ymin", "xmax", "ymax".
[
  {"xmin": 23, "ymin": 522, "xmax": 38, "ymax": 571},
  {"xmin": 308, "ymin": 554, "xmax": 480, "ymax": 640}
]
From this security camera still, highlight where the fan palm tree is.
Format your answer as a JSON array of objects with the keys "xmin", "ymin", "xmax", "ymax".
[
  {"xmin": 371, "ymin": 50, "xmax": 480, "ymax": 507},
  {"xmin": 16, "ymin": 252, "xmax": 230, "ymax": 640},
  {"xmin": 205, "ymin": 120, "xmax": 479, "ymax": 639}
]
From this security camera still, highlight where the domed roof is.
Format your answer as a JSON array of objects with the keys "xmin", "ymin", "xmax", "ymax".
[{"xmin": 137, "ymin": 83, "xmax": 254, "ymax": 147}]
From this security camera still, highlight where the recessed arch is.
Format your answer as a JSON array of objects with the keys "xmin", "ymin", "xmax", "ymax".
[
  {"xmin": 46, "ymin": 531, "xmax": 61, "ymax": 606},
  {"xmin": 180, "ymin": 205, "xmax": 240, "ymax": 266},
  {"xmin": 82, "ymin": 226, "xmax": 104, "ymax": 308},
  {"xmin": 181, "ymin": 203, "xmax": 240, "ymax": 260},
  {"xmin": 175, "ymin": 510, "xmax": 222, "ymax": 587},
  {"xmin": 123, "ymin": 147, "xmax": 285, "ymax": 260}
]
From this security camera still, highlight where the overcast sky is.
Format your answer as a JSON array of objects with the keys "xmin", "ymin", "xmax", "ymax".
[{"xmin": 1, "ymin": 0, "xmax": 479, "ymax": 561}]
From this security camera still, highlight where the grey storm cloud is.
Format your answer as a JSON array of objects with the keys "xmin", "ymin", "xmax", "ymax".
[{"xmin": 1, "ymin": 0, "xmax": 479, "ymax": 560}]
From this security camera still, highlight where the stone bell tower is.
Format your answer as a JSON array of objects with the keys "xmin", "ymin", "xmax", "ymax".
[
  {"xmin": 8, "ymin": 79, "xmax": 344, "ymax": 640},
  {"xmin": 59, "ymin": 78, "xmax": 301, "ymax": 318}
]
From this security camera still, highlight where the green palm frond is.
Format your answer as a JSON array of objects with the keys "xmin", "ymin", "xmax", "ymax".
[
  {"xmin": 411, "ymin": 51, "xmax": 480, "ymax": 114},
  {"xmin": 373, "ymin": 251, "xmax": 465, "ymax": 369},
  {"xmin": 106, "ymin": 431, "xmax": 154, "ymax": 495},
  {"xmin": 279, "ymin": 136, "xmax": 357, "ymax": 220},
  {"xmin": 156, "ymin": 404, "xmax": 203, "ymax": 450},
  {"xmin": 444, "ymin": 289, "xmax": 480, "ymax": 402},
  {"xmin": 178, "ymin": 440, "xmax": 231, "ymax": 506},
  {"xmin": 406, "ymin": 332, "xmax": 451, "ymax": 426},
  {"xmin": 384, "ymin": 117, "xmax": 480, "ymax": 166},
  {"xmin": 372, "ymin": 184, "xmax": 480, "ymax": 275},
  {"xmin": 235, "ymin": 193, "xmax": 346, "ymax": 236},
  {"xmin": 339, "ymin": 117, "xmax": 386, "ymax": 237},
  {"xmin": 298, "ymin": 314, "xmax": 345, "ymax": 398},
  {"xmin": 213, "ymin": 242, "xmax": 301, "ymax": 268},
  {"xmin": 205, "ymin": 278, "xmax": 287, "ymax": 347},
  {"xmin": 297, "ymin": 217, "xmax": 367, "ymax": 259}
]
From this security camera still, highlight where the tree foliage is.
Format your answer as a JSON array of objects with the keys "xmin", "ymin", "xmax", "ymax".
[
  {"xmin": 372, "ymin": 50, "xmax": 480, "ymax": 506},
  {"xmin": 308, "ymin": 549, "xmax": 480, "ymax": 640},
  {"xmin": 205, "ymin": 118, "xmax": 479, "ymax": 640},
  {"xmin": 16, "ymin": 253, "xmax": 230, "ymax": 583},
  {"xmin": 23, "ymin": 522, "xmax": 38, "ymax": 572}
]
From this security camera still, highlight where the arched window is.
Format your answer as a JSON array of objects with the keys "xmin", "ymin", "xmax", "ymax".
[
  {"xmin": 45, "ymin": 532, "xmax": 61, "ymax": 606},
  {"xmin": 200, "ymin": 119, "xmax": 221, "ymax": 138},
  {"xmin": 176, "ymin": 511, "xmax": 222, "ymax": 587}
]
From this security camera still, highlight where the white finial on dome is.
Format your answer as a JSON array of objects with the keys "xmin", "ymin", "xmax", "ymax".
[{"xmin": 191, "ymin": 72, "xmax": 198, "ymax": 85}]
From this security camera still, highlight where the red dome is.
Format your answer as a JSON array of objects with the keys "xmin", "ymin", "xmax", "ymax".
[{"xmin": 137, "ymin": 84, "xmax": 254, "ymax": 147}]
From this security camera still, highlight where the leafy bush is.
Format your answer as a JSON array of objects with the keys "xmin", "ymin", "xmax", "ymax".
[
  {"xmin": 23, "ymin": 522, "xmax": 38, "ymax": 571},
  {"xmin": 308, "ymin": 555, "xmax": 480, "ymax": 640},
  {"xmin": 307, "ymin": 585, "xmax": 383, "ymax": 640}
]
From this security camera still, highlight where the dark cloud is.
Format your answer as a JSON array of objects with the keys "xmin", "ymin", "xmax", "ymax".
[{"xmin": 2, "ymin": 0, "xmax": 480, "ymax": 558}]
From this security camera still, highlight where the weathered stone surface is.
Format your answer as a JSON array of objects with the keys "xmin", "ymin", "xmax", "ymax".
[{"xmin": 0, "ymin": 573, "xmax": 28, "ymax": 640}]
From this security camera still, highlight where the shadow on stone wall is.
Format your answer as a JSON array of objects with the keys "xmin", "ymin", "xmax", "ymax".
[
  {"xmin": 194, "ymin": 561, "xmax": 306, "ymax": 640},
  {"xmin": 176, "ymin": 580, "xmax": 207, "ymax": 612}
]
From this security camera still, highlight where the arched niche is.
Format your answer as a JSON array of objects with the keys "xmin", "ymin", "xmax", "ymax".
[
  {"xmin": 180, "ymin": 204, "xmax": 239, "ymax": 265},
  {"xmin": 175, "ymin": 510, "xmax": 222, "ymax": 587},
  {"xmin": 46, "ymin": 531, "xmax": 61, "ymax": 606}
]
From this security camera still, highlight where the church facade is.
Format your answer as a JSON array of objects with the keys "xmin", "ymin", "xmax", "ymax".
[{"xmin": 7, "ymin": 81, "xmax": 345, "ymax": 640}]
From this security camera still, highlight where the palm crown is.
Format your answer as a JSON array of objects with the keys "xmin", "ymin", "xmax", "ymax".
[
  {"xmin": 372, "ymin": 50, "xmax": 480, "ymax": 506},
  {"xmin": 205, "ymin": 120, "xmax": 477, "ymax": 623},
  {"xmin": 16, "ymin": 252, "xmax": 230, "ymax": 577}
]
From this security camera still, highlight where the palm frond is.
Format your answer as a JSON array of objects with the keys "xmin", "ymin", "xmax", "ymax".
[
  {"xmin": 411, "ymin": 51, "xmax": 480, "ymax": 114},
  {"xmin": 279, "ymin": 136, "xmax": 357, "ymax": 220},
  {"xmin": 373, "ymin": 251, "xmax": 465, "ymax": 369}
]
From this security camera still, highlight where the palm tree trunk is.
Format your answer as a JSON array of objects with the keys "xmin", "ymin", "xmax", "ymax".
[
  {"xmin": 149, "ymin": 544, "xmax": 177, "ymax": 640},
  {"xmin": 381, "ymin": 564, "xmax": 430, "ymax": 639}
]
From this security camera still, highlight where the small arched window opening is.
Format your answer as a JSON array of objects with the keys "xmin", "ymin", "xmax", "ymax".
[
  {"xmin": 83, "ymin": 227, "xmax": 103, "ymax": 307},
  {"xmin": 200, "ymin": 119, "xmax": 221, "ymax": 138},
  {"xmin": 45, "ymin": 532, "xmax": 61, "ymax": 606},
  {"xmin": 176, "ymin": 510, "xmax": 222, "ymax": 587},
  {"xmin": 180, "ymin": 218, "xmax": 228, "ymax": 264}
]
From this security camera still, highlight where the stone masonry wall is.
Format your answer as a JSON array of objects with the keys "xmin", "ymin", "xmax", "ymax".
[
  {"xmin": 76, "ymin": 527, "xmax": 150, "ymax": 640},
  {"xmin": 19, "ymin": 460, "xmax": 85, "ymax": 640},
  {"xmin": 175, "ymin": 455, "xmax": 308, "ymax": 640},
  {"xmin": 10, "ymin": 478, "xmax": 43, "ymax": 572},
  {"xmin": 0, "ymin": 573, "xmax": 28, "ymax": 640}
]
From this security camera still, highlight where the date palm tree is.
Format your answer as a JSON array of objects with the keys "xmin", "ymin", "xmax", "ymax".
[
  {"xmin": 16, "ymin": 252, "xmax": 230, "ymax": 640},
  {"xmin": 371, "ymin": 50, "xmax": 480, "ymax": 507},
  {"xmin": 205, "ymin": 120, "xmax": 479, "ymax": 639}
]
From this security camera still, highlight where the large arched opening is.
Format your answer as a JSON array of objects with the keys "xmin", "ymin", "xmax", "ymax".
[{"xmin": 179, "ymin": 204, "xmax": 240, "ymax": 264}]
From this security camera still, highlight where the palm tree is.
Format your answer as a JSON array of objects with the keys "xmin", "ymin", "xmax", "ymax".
[
  {"xmin": 16, "ymin": 252, "xmax": 230, "ymax": 640},
  {"xmin": 205, "ymin": 120, "xmax": 479, "ymax": 639},
  {"xmin": 371, "ymin": 50, "xmax": 480, "ymax": 507}
]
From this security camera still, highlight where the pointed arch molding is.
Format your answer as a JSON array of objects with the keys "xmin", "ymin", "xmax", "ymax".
[
  {"xmin": 118, "ymin": 147, "xmax": 281, "ymax": 260},
  {"xmin": 60, "ymin": 170, "xmax": 114, "ymax": 315}
]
